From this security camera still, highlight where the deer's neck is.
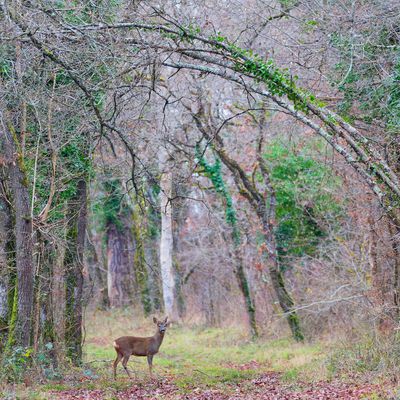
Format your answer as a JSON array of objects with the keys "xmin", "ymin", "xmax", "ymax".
[{"xmin": 153, "ymin": 330, "xmax": 165, "ymax": 349}]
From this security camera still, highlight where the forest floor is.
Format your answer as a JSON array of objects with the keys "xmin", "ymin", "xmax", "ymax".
[{"xmin": 2, "ymin": 310, "xmax": 398, "ymax": 399}]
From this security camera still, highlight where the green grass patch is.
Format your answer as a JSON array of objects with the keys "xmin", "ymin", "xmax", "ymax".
[
  {"xmin": 281, "ymin": 367, "xmax": 299, "ymax": 382},
  {"xmin": 11, "ymin": 310, "xmax": 328, "ymax": 398},
  {"xmin": 83, "ymin": 314, "xmax": 324, "ymax": 390}
]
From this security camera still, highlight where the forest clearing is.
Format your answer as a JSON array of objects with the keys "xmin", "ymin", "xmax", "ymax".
[
  {"xmin": 1, "ymin": 0, "xmax": 400, "ymax": 399},
  {"xmin": 1, "ymin": 309, "xmax": 398, "ymax": 399}
]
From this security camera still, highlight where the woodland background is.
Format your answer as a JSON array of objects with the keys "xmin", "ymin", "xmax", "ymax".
[{"xmin": 0, "ymin": 0, "xmax": 399, "ymax": 397}]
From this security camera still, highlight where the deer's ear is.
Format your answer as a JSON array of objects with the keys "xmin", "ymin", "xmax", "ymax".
[
  {"xmin": 153, "ymin": 317, "xmax": 158, "ymax": 324},
  {"xmin": 165, "ymin": 322, "xmax": 170, "ymax": 327}
]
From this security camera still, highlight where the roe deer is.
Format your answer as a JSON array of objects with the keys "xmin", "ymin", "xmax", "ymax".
[{"xmin": 113, "ymin": 316, "xmax": 170, "ymax": 379}]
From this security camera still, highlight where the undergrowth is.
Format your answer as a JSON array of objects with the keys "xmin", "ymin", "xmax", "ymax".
[{"xmin": 327, "ymin": 332, "xmax": 400, "ymax": 381}]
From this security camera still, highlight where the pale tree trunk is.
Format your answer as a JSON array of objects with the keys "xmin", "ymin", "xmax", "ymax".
[{"xmin": 159, "ymin": 152, "xmax": 176, "ymax": 319}]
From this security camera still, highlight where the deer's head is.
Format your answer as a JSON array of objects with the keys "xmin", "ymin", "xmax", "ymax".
[{"xmin": 153, "ymin": 316, "xmax": 169, "ymax": 334}]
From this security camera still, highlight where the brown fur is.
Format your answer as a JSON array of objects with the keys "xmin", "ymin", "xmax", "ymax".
[{"xmin": 112, "ymin": 317, "xmax": 169, "ymax": 379}]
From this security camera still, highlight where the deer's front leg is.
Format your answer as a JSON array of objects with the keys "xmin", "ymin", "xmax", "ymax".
[{"xmin": 147, "ymin": 354, "xmax": 154, "ymax": 378}]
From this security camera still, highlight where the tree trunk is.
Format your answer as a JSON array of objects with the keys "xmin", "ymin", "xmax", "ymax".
[
  {"xmin": 368, "ymin": 216, "xmax": 385, "ymax": 330},
  {"xmin": 172, "ymin": 229, "xmax": 186, "ymax": 319},
  {"xmin": 65, "ymin": 179, "xmax": 87, "ymax": 364},
  {"xmin": 205, "ymin": 278, "xmax": 217, "ymax": 326},
  {"xmin": 257, "ymin": 155, "xmax": 304, "ymax": 341},
  {"xmin": 106, "ymin": 222, "xmax": 135, "ymax": 308},
  {"xmin": 389, "ymin": 143, "xmax": 400, "ymax": 321},
  {"xmin": 0, "ymin": 184, "xmax": 13, "ymax": 349},
  {"xmin": 32, "ymin": 235, "xmax": 56, "ymax": 364},
  {"xmin": 159, "ymin": 166, "xmax": 176, "ymax": 319},
  {"xmin": 3, "ymin": 123, "xmax": 35, "ymax": 348},
  {"xmin": 145, "ymin": 236, "xmax": 162, "ymax": 312},
  {"xmin": 86, "ymin": 229, "xmax": 109, "ymax": 309},
  {"xmin": 53, "ymin": 241, "xmax": 66, "ymax": 360},
  {"xmin": 234, "ymin": 249, "xmax": 258, "ymax": 338},
  {"xmin": 260, "ymin": 212, "xmax": 304, "ymax": 341},
  {"xmin": 132, "ymin": 205, "xmax": 152, "ymax": 315},
  {"xmin": 389, "ymin": 221, "xmax": 400, "ymax": 321},
  {"xmin": 144, "ymin": 184, "xmax": 163, "ymax": 312}
]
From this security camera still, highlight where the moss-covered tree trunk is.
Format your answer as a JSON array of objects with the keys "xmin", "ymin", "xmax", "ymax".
[
  {"xmin": 132, "ymin": 205, "xmax": 152, "ymax": 315},
  {"xmin": 32, "ymin": 234, "xmax": 56, "ymax": 360},
  {"xmin": 0, "ymin": 180, "xmax": 13, "ymax": 350},
  {"xmin": 3, "ymin": 123, "xmax": 35, "ymax": 348},
  {"xmin": 144, "ymin": 185, "xmax": 163, "ymax": 313},
  {"xmin": 53, "ymin": 241, "xmax": 66, "ymax": 360},
  {"xmin": 233, "ymin": 249, "xmax": 258, "ymax": 338},
  {"xmin": 65, "ymin": 179, "xmax": 87, "ymax": 364}
]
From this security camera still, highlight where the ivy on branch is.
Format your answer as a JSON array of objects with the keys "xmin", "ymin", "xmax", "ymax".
[{"xmin": 195, "ymin": 144, "xmax": 240, "ymax": 245}]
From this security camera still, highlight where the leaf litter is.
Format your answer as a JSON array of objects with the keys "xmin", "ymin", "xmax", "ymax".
[{"xmin": 51, "ymin": 370, "xmax": 392, "ymax": 399}]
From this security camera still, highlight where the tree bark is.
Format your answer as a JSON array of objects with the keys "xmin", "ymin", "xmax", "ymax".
[
  {"xmin": 106, "ymin": 222, "xmax": 135, "ymax": 308},
  {"xmin": 65, "ymin": 179, "xmax": 87, "ymax": 363},
  {"xmin": 86, "ymin": 229, "xmax": 109, "ymax": 309},
  {"xmin": 32, "ymin": 235, "xmax": 56, "ymax": 362},
  {"xmin": 145, "ymin": 234, "xmax": 162, "ymax": 313},
  {"xmin": 159, "ymin": 154, "xmax": 176, "ymax": 318},
  {"xmin": 132, "ymin": 205, "xmax": 152, "ymax": 315},
  {"xmin": 234, "ymin": 249, "xmax": 258, "ymax": 338},
  {"xmin": 0, "ymin": 179, "xmax": 13, "ymax": 349},
  {"xmin": 53, "ymin": 241, "xmax": 66, "ymax": 359},
  {"xmin": 2, "ymin": 122, "xmax": 35, "ymax": 348}
]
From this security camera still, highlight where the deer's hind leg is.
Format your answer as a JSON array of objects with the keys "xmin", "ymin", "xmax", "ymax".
[
  {"xmin": 122, "ymin": 354, "xmax": 132, "ymax": 378},
  {"xmin": 113, "ymin": 351, "xmax": 123, "ymax": 380}
]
